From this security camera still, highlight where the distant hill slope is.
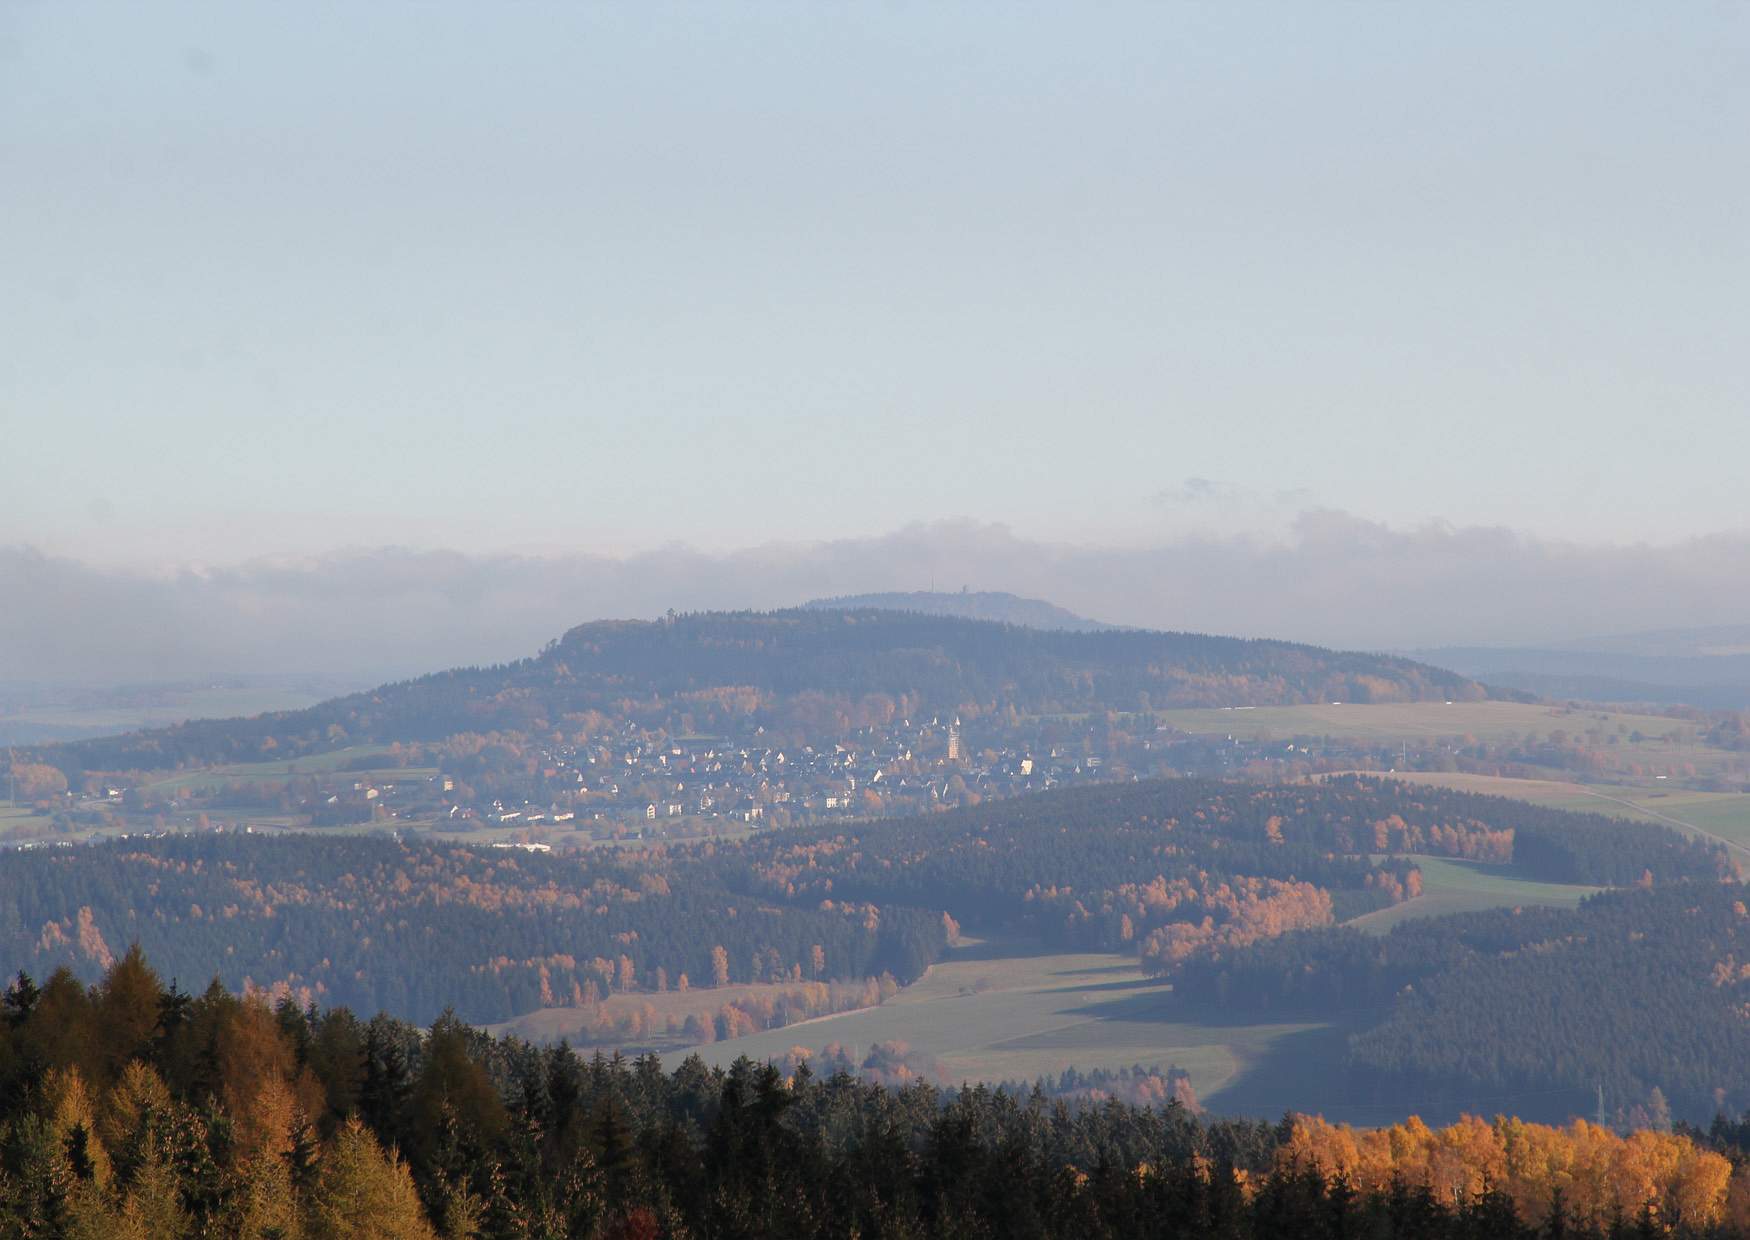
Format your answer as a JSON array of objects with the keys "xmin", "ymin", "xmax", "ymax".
[
  {"xmin": 1416, "ymin": 644, "xmax": 1750, "ymax": 710},
  {"xmin": 1546, "ymin": 623, "xmax": 1750, "ymax": 659},
  {"xmin": 30, "ymin": 609, "xmax": 1491, "ymax": 776},
  {"xmin": 803, "ymin": 590, "xmax": 1114, "ymax": 631},
  {"xmin": 0, "ymin": 675, "xmax": 347, "ymax": 747}
]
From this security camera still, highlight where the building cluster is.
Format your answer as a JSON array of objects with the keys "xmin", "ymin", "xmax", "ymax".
[
  {"xmin": 420, "ymin": 716, "xmax": 1348, "ymax": 843},
  {"xmin": 446, "ymin": 716, "xmax": 1063, "ymax": 839},
  {"xmin": 29, "ymin": 711, "xmax": 1375, "ymax": 848}
]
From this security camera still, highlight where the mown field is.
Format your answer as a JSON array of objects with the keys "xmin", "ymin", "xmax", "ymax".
[
  {"xmin": 140, "ymin": 745, "xmax": 439, "ymax": 795},
  {"xmin": 661, "ymin": 936, "xmax": 1326, "ymax": 1106},
  {"xmin": 1154, "ymin": 700, "xmax": 1686, "ymax": 743}
]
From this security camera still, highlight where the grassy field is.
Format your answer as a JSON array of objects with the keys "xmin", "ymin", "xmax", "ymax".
[
  {"xmin": 0, "ymin": 803, "xmax": 42, "ymax": 835},
  {"xmin": 1153, "ymin": 700, "xmax": 1687, "ymax": 744},
  {"xmin": 1348, "ymin": 855, "xmax": 1598, "ymax": 934},
  {"xmin": 660, "ymin": 937, "xmax": 1326, "ymax": 1104},
  {"xmin": 653, "ymin": 929, "xmax": 1625, "ymax": 1122},
  {"xmin": 1621, "ymin": 791, "xmax": 1750, "ymax": 850},
  {"xmin": 141, "ymin": 746, "xmax": 438, "ymax": 795}
]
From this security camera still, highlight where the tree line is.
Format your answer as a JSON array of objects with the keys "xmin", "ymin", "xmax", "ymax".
[{"xmin": 4, "ymin": 950, "xmax": 1749, "ymax": 1239}]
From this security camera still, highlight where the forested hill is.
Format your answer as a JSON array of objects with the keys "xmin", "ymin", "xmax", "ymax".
[
  {"xmin": 802, "ymin": 589, "xmax": 1115, "ymax": 631},
  {"xmin": 31, "ymin": 608, "xmax": 1490, "ymax": 776}
]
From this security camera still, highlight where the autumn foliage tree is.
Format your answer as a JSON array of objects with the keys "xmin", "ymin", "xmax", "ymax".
[{"xmin": 1281, "ymin": 1113, "xmax": 1734, "ymax": 1232}]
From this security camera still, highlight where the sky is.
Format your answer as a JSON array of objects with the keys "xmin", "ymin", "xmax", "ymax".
[{"xmin": 2, "ymin": 4, "xmax": 1748, "ymax": 678}]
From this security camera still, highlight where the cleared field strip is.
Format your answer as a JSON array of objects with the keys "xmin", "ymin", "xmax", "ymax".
[{"xmin": 1349, "ymin": 856, "xmax": 1598, "ymax": 934}]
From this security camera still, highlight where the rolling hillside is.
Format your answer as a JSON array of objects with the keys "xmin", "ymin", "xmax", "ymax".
[
  {"xmin": 1416, "ymin": 642, "xmax": 1750, "ymax": 710},
  {"xmin": 22, "ymin": 609, "xmax": 1492, "ymax": 778}
]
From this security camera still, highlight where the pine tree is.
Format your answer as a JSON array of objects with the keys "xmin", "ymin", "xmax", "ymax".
[
  {"xmin": 2, "ymin": 972, "xmax": 40, "ymax": 1030},
  {"xmin": 361, "ymin": 1019, "xmax": 412, "ymax": 1154}
]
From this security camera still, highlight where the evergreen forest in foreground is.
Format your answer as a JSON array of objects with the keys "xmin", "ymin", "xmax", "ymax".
[{"xmin": 8, "ymin": 950, "xmax": 1750, "ymax": 1239}]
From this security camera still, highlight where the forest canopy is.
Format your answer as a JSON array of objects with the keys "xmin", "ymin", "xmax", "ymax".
[{"xmin": 4, "ymin": 952, "xmax": 1750, "ymax": 1240}]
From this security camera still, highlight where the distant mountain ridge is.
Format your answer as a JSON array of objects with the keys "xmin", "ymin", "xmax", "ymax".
[
  {"xmin": 29, "ymin": 608, "xmax": 1493, "ymax": 777},
  {"xmin": 1416, "ymin": 642, "xmax": 1750, "ymax": 710},
  {"xmin": 1543, "ymin": 624, "xmax": 1750, "ymax": 659},
  {"xmin": 803, "ymin": 590, "xmax": 1115, "ymax": 632}
]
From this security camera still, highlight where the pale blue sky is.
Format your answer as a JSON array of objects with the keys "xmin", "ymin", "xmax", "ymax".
[{"xmin": 4, "ymin": 3, "xmax": 1746, "ymax": 566}]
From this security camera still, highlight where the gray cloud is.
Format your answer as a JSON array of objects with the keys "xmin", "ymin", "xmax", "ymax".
[{"xmin": 5, "ymin": 514, "xmax": 1750, "ymax": 685}]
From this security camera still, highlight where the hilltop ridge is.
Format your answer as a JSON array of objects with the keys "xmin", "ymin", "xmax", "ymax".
[
  {"xmin": 25, "ymin": 607, "xmax": 1489, "ymax": 778},
  {"xmin": 803, "ymin": 589, "xmax": 1115, "ymax": 631}
]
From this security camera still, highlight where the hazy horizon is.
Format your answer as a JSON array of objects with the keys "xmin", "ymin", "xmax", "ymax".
[{"xmin": 10, "ymin": 511, "xmax": 1750, "ymax": 685}]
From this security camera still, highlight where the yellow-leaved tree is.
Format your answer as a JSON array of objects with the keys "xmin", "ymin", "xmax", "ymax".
[{"xmin": 303, "ymin": 1118, "xmax": 437, "ymax": 1240}]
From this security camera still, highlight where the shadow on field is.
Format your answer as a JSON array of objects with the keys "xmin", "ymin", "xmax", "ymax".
[
  {"xmin": 942, "ymin": 936, "xmax": 1042, "ymax": 964},
  {"xmin": 1047, "ymin": 961, "xmax": 1137, "ymax": 977},
  {"xmin": 1053, "ymin": 988, "xmax": 1226, "ymax": 1023},
  {"xmin": 1201, "ymin": 1021, "xmax": 1361, "ymax": 1121},
  {"xmin": 1036, "ymin": 975, "xmax": 1165, "ymax": 997},
  {"xmin": 1041, "ymin": 990, "xmax": 1396, "ymax": 1122}
]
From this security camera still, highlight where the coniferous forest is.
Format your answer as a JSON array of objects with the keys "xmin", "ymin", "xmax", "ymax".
[{"xmin": 6, "ymin": 950, "xmax": 1750, "ymax": 1239}]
